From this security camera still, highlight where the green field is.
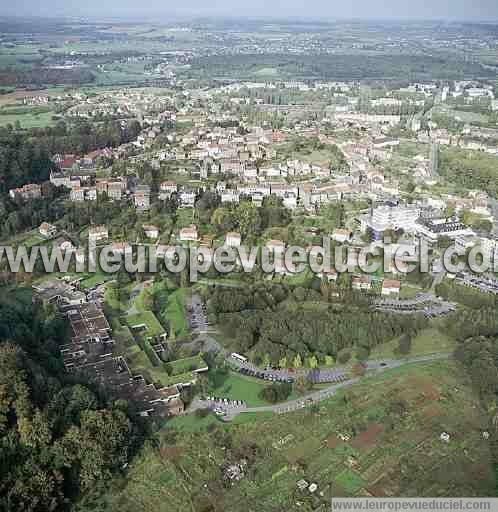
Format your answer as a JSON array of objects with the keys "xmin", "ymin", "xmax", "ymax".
[
  {"xmin": 369, "ymin": 327, "xmax": 456, "ymax": 360},
  {"xmin": 97, "ymin": 361, "xmax": 494, "ymax": 511},
  {"xmin": 208, "ymin": 371, "xmax": 272, "ymax": 407},
  {"xmin": 167, "ymin": 354, "xmax": 207, "ymax": 375},
  {"xmin": 165, "ymin": 288, "xmax": 189, "ymax": 339},
  {"xmin": 79, "ymin": 273, "xmax": 114, "ymax": 290},
  {"xmin": 399, "ymin": 286, "xmax": 422, "ymax": 300},
  {"xmin": 0, "ymin": 110, "xmax": 56, "ymax": 128},
  {"xmin": 125, "ymin": 311, "xmax": 166, "ymax": 339}
]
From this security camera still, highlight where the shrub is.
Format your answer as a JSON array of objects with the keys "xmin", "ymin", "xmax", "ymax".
[{"xmin": 337, "ymin": 348, "xmax": 352, "ymax": 364}]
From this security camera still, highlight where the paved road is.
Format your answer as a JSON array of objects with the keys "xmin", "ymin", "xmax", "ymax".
[
  {"xmin": 181, "ymin": 295, "xmax": 452, "ymax": 421},
  {"xmin": 219, "ymin": 352, "xmax": 451, "ymax": 421}
]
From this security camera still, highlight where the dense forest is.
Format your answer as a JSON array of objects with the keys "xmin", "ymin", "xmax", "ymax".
[
  {"xmin": 0, "ymin": 129, "xmax": 55, "ymax": 192},
  {"xmin": 0, "ymin": 68, "xmax": 96, "ymax": 88},
  {"xmin": 0, "ymin": 289, "xmax": 146, "ymax": 512},
  {"xmin": 439, "ymin": 147, "xmax": 498, "ymax": 198},
  {"xmin": 207, "ymin": 282, "xmax": 426, "ymax": 365},
  {"xmin": 186, "ymin": 54, "xmax": 494, "ymax": 81}
]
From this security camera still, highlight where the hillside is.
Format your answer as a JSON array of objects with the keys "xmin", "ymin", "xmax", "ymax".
[{"xmin": 84, "ymin": 360, "xmax": 495, "ymax": 512}]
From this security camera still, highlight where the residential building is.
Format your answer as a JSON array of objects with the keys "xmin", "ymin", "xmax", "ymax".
[
  {"xmin": 179, "ymin": 189, "xmax": 196, "ymax": 208},
  {"xmin": 134, "ymin": 185, "xmax": 151, "ymax": 211},
  {"xmin": 107, "ymin": 181, "xmax": 123, "ymax": 200},
  {"xmin": 70, "ymin": 187, "xmax": 85, "ymax": 202},
  {"xmin": 88, "ymin": 225, "xmax": 108, "ymax": 244},
  {"xmin": 221, "ymin": 190, "xmax": 240, "ymax": 204},
  {"xmin": 143, "ymin": 225, "xmax": 159, "ymax": 239},
  {"xmin": 9, "ymin": 183, "xmax": 42, "ymax": 201},
  {"xmin": 362, "ymin": 205, "xmax": 420, "ymax": 238},
  {"xmin": 225, "ymin": 232, "xmax": 241, "ymax": 247},
  {"xmin": 159, "ymin": 181, "xmax": 177, "ymax": 200},
  {"xmin": 382, "ymin": 279, "xmax": 401, "ymax": 296},
  {"xmin": 352, "ymin": 275, "xmax": 372, "ymax": 291},
  {"xmin": 179, "ymin": 225, "xmax": 198, "ymax": 242},
  {"xmin": 39, "ymin": 222, "xmax": 57, "ymax": 238},
  {"xmin": 331, "ymin": 229, "xmax": 353, "ymax": 244}
]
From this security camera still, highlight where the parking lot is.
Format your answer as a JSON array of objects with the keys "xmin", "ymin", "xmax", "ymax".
[
  {"xmin": 229, "ymin": 357, "xmax": 296, "ymax": 383},
  {"xmin": 186, "ymin": 295, "xmax": 210, "ymax": 333},
  {"xmin": 193, "ymin": 396, "xmax": 248, "ymax": 417},
  {"xmin": 371, "ymin": 291, "xmax": 456, "ymax": 319},
  {"xmin": 306, "ymin": 369, "xmax": 348, "ymax": 384},
  {"xmin": 228, "ymin": 355, "xmax": 350, "ymax": 384}
]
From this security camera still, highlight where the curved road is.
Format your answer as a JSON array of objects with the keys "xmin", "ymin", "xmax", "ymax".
[
  {"xmin": 184, "ymin": 294, "xmax": 452, "ymax": 421},
  {"xmin": 218, "ymin": 352, "xmax": 451, "ymax": 421}
]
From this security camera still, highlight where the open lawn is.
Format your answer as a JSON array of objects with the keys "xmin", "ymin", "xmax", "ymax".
[
  {"xmin": 125, "ymin": 311, "xmax": 166, "ymax": 339},
  {"xmin": 207, "ymin": 370, "xmax": 272, "ymax": 407},
  {"xmin": 98, "ymin": 360, "xmax": 494, "ymax": 511},
  {"xmin": 79, "ymin": 273, "xmax": 113, "ymax": 290},
  {"xmin": 399, "ymin": 286, "xmax": 422, "ymax": 299},
  {"xmin": 369, "ymin": 327, "xmax": 456, "ymax": 360},
  {"xmin": 165, "ymin": 288, "xmax": 189, "ymax": 339},
  {"xmin": 167, "ymin": 354, "xmax": 207, "ymax": 375},
  {"xmin": 0, "ymin": 109, "xmax": 57, "ymax": 128}
]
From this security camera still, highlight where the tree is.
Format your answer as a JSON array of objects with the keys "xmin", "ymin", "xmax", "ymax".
[
  {"xmin": 398, "ymin": 334, "xmax": 412, "ymax": 355},
  {"xmin": 337, "ymin": 348, "xmax": 352, "ymax": 365},
  {"xmin": 355, "ymin": 346, "xmax": 370, "ymax": 361},
  {"xmin": 0, "ymin": 295, "xmax": 145, "ymax": 512},
  {"xmin": 259, "ymin": 382, "xmax": 292, "ymax": 403},
  {"xmin": 293, "ymin": 353, "xmax": 303, "ymax": 369},
  {"xmin": 294, "ymin": 375, "xmax": 313, "ymax": 394},
  {"xmin": 236, "ymin": 201, "xmax": 261, "ymax": 239},
  {"xmin": 195, "ymin": 408, "xmax": 211, "ymax": 418},
  {"xmin": 211, "ymin": 207, "xmax": 235, "ymax": 233},
  {"xmin": 307, "ymin": 355, "xmax": 318, "ymax": 369},
  {"xmin": 324, "ymin": 355, "xmax": 334, "ymax": 367}
]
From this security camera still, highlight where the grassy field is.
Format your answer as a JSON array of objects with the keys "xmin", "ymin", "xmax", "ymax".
[
  {"xmin": 0, "ymin": 110, "xmax": 57, "ymax": 128},
  {"xmin": 168, "ymin": 354, "xmax": 207, "ymax": 375},
  {"xmin": 96, "ymin": 360, "xmax": 494, "ymax": 511},
  {"xmin": 165, "ymin": 288, "xmax": 189, "ymax": 339},
  {"xmin": 125, "ymin": 311, "xmax": 166, "ymax": 339},
  {"xmin": 399, "ymin": 285, "xmax": 422, "ymax": 299},
  {"xmin": 79, "ymin": 272, "xmax": 113, "ymax": 290},
  {"xmin": 369, "ymin": 328, "xmax": 456, "ymax": 360},
  {"xmin": 449, "ymin": 109, "xmax": 489, "ymax": 124},
  {"xmin": 207, "ymin": 371, "xmax": 272, "ymax": 407}
]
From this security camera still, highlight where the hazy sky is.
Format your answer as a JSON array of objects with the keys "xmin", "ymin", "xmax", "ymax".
[{"xmin": 6, "ymin": 0, "xmax": 498, "ymax": 21}]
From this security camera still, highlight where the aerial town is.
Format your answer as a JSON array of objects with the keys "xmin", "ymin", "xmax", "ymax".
[{"xmin": 1, "ymin": 14, "xmax": 498, "ymax": 512}]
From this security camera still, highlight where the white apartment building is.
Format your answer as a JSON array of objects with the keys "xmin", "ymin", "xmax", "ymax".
[
  {"xmin": 362, "ymin": 205, "xmax": 420, "ymax": 236},
  {"xmin": 225, "ymin": 232, "xmax": 241, "ymax": 247},
  {"xmin": 481, "ymin": 237, "xmax": 498, "ymax": 263}
]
